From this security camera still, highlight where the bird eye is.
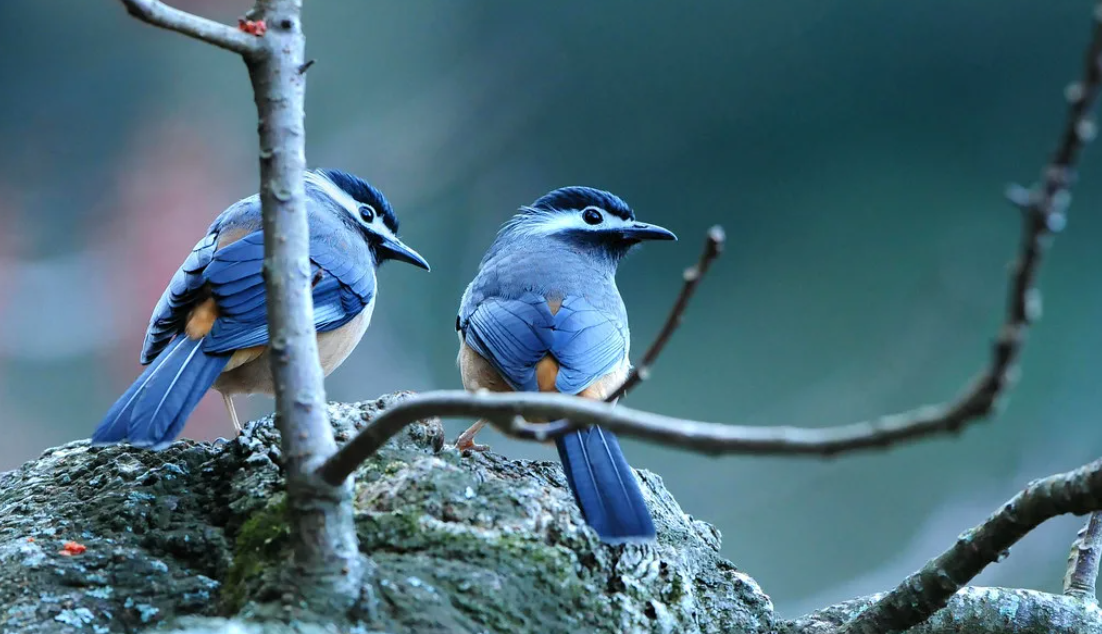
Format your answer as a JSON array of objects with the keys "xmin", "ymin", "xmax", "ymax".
[
  {"xmin": 582, "ymin": 207, "xmax": 603, "ymax": 225},
  {"xmin": 359, "ymin": 204, "xmax": 376, "ymax": 223}
]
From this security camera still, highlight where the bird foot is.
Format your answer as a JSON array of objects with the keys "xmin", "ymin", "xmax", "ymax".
[
  {"xmin": 455, "ymin": 419, "xmax": 490, "ymax": 453},
  {"xmin": 455, "ymin": 435, "xmax": 490, "ymax": 453}
]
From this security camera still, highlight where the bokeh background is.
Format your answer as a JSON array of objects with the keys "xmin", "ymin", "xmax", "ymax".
[{"xmin": 3, "ymin": 0, "xmax": 1102, "ymax": 617}]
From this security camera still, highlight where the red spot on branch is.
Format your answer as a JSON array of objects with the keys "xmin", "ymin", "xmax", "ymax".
[
  {"xmin": 58, "ymin": 541, "xmax": 86, "ymax": 556},
  {"xmin": 237, "ymin": 19, "xmax": 267, "ymax": 36}
]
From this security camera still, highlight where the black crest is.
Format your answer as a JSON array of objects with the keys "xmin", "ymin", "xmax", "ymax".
[
  {"xmin": 317, "ymin": 168, "xmax": 399, "ymax": 234},
  {"xmin": 529, "ymin": 186, "xmax": 634, "ymax": 221}
]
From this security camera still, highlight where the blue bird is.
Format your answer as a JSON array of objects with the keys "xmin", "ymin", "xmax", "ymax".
[
  {"xmin": 456, "ymin": 186, "xmax": 676, "ymax": 543},
  {"xmin": 93, "ymin": 169, "xmax": 429, "ymax": 449}
]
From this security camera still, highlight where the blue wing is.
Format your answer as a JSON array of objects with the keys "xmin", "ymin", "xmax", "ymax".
[
  {"xmin": 463, "ymin": 293, "xmax": 554, "ymax": 391},
  {"xmin": 202, "ymin": 231, "xmax": 374, "ymax": 353},
  {"xmin": 140, "ymin": 228, "xmax": 374, "ymax": 362},
  {"xmin": 141, "ymin": 233, "xmax": 217, "ymax": 364},
  {"xmin": 97, "ymin": 222, "xmax": 374, "ymax": 450},
  {"xmin": 550, "ymin": 296, "xmax": 627, "ymax": 394},
  {"xmin": 463, "ymin": 292, "xmax": 650, "ymax": 543},
  {"xmin": 463, "ymin": 293, "xmax": 627, "ymax": 395}
]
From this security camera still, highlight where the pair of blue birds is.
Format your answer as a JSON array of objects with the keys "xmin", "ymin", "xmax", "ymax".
[{"xmin": 92, "ymin": 168, "xmax": 676, "ymax": 544}]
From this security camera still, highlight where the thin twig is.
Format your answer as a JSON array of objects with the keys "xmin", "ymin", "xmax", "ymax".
[
  {"xmin": 119, "ymin": 0, "xmax": 261, "ymax": 56},
  {"xmin": 1065, "ymin": 511, "xmax": 1102, "ymax": 602},
  {"xmin": 605, "ymin": 226, "xmax": 725, "ymax": 403},
  {"xmin": 843, "ymin": 11, "xmax": 1102, "ymax": 631},
  {"xmin": 318, "ymin": 0, "xmax": 1102, "ymax": 486},
  {"xmin": 298, "ymin": 58, "xmax": 317, "ymax": 74},
  {"xmin": 842, "ymin": 457, "xmax": 1102, "ymax": 634}
]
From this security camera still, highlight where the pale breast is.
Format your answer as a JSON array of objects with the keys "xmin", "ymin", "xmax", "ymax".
[
  {"xmin": 317, "ymin": 297, "xmax": 374, "ymax": 376},
  {"xmin": 214, "ymin": 299, "xmax": 375, "ymax": 396}
]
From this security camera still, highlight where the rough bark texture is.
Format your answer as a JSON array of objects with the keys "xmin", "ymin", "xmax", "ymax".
[
  {"xmin": 781, "ymin": 588, "xmax": 1102, "ymax": 634},
  {"xmin": 247, "ymin": 0, "xmax": 363, "ymax": 612},
  {"xmin": 1065, "ymin": 511, "xmax": 1102, "ymax": 601},
  {"xmin": 0, "ymin": 394, "xmax": 771, "ymax": 634}
]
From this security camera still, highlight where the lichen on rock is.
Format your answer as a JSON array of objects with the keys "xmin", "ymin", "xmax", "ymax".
[{"xmin": 0, "ymin": 393, "xmax": 771, "ymax": 634}]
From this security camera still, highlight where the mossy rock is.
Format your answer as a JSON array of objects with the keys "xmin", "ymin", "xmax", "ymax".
[{"xmin": 0, "ymin": 394, "xmax": 771, "ymax": 634}]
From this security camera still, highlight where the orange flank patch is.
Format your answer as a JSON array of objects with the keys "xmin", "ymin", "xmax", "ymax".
[
  {"xmin": 536, "ymin": 356, "xmax": 560, "ymax": 392},
  {"xmin": 546, "ymin": 297, "xmax": 563, "ymax": 315},
  {"xmin": 458, "ymin": 341, "xmax": 511, "ymax": 393},
  {"xmin": 185, "ymin": 298, "xmax": 219, "ymax": 340}
]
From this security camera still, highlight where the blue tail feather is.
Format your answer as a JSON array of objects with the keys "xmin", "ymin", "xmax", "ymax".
[
  {"xmin": 92, "ymin": 353, "xmax": 168, "ymax": 445},
  {"xmin": 555, "ymin": 425, "xmax": 655, "ymax": 543},
  {"xmin": 93, "ymin": 335, "xmax": 230, "ymax": 450}
]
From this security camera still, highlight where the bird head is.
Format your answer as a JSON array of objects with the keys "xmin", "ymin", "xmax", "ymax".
[
  {"xmin": 506, "ymin": 186, "xmax": 676, "ymax": 262},
  {"xmin": 306, "ymin": 168, "xmax": 430, "ymax": 271}
]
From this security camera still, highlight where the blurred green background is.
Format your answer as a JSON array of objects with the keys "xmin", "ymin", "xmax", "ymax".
[{"xmin": 3, "ymin": 0, "xmax": 1102, "ymax": 617}]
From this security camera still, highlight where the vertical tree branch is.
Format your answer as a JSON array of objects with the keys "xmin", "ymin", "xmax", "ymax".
[
  {"xmin": 248, "ymin": 0, "xmax": 362, "ymax": 611},
  {"xmin": 117, "ymin": 0, "xmax": 363, "ymax": 613},
  {"xmin": 1066, "ymin": 511, "xmax": 1102, "ymax": 602}
]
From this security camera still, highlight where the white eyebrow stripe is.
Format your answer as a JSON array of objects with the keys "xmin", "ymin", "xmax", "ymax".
[
  {"xmin": 305, "ymin": 170, "xmax": 360, "ymax": 219},
  {"xmin": 504, "ymin": 207, "xmax": 631, "ymax": 238},
  {"xmin": 374, "ymin": 219, "xmax": 397, "ymax": 241}
]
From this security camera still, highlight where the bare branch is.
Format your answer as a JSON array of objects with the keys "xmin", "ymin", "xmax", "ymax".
[
  {"xmin": 317, "ymin": 0, "xmax": 1102, "ymax": 486},
  {"xmin": 840, "ymin": 457, "xmax": 1102, "ymax": 634},
  {"xmin": 245, "ymin": 0, "xmax": 362, "ymax": 610},
  {"xmin": 840, "ymin": 6, "xmax": 1102, "ymax": 631},
  {"xmin": 119, "ymin": 0, "xmax": 261, "ymax": 56},
  {"xmin": 605, "ymin": 225, "xmax": 725, "ymax": 403},
  {"xmin": 1066, "ymin": 511, "xmax": 1102, "ymax": 602},
  {"xmin": 315, "ymin": 389, "xmax": 990, "ymax": 486},
  {"xmin": 804, "ymin": 0, "xmax": 1102, "ymax": 454},
  {"xmin": 118, "ymin": 0, "xmax": 363, "ymax": 611}
]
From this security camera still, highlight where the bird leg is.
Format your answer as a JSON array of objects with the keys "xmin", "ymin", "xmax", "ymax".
[
  {"xmin": 222, "ymin": 392, "xmax": 241, "ymax": 432},
  {"xmin": 455, "ymin": 419, "xmax": 490, "ymax": 452}
]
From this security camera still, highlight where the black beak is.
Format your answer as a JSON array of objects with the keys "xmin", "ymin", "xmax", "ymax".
[
  {"xmin": 621, "ymin": 222, "xmax": 677, "ymax": 242},
  {"xmin": 377, "ymin": 235, "xmax": 430, "ymax": 271}
]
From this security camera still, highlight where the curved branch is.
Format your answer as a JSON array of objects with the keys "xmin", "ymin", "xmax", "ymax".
[
  {"xmin": 119, "ymin": 0, "xmax": 261, "ymax": 56},
  {"xmin": 315, "ymin": 0, "xmax": 1102, "ymax": 487},
  {"xmin": 838, "ymin": 6, "xmax": 1102, "ymax": 631},
  {"xmin": 316, "ymin": 389, "xmax": 990, "ymax": 486}
]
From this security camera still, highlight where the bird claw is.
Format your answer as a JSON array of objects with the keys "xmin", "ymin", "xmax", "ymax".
[{"xmin": 455, "ymin": 436, "xmax": 490, "ymax": 453}]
